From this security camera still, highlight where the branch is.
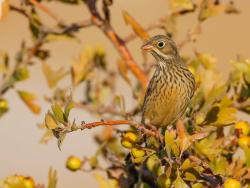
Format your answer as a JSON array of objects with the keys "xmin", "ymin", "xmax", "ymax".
[
  {"xmin": 85, "ymin": 0, "xmax": 148, "ymax": 89},
  {"xmin": 10, "ymin": 5, "xmax": 31, "ymax": 19},
  {"xmin": 82, "ymin": 119, "xmax": 131, "ymax": 129},
  {"xmin": 188, "ymin": 155, "xmax": 223, "ymax": 187},
  {"xmin": 0, "ymin": 34, "xmax": 47, "ymax": 95},
  {"xmin": 28, "ymin": 0, "xmax": 61, "ymax": 23},
  {"xmin": 177, "ymin": 23, "xmax": 202, "ymax": 49},
  {"xmin": 81, "ymin": 119, "xmax": 163, "ymax": 142},
  {"xmin": 46, "ymin": 19, "xmax": 93, "ymax": 35}
]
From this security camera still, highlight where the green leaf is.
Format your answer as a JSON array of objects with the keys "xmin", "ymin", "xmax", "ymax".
[
  {"xmin": 0, "ymin": 51, "xmax": 9, "ymax": 74},
  {"xmin": 17, "ymin": 90, "xmax": 41, "ymax": 114},
  {"xmin": 64, "ymin": 101, "xmax": 74, "ymax": 121},
  {"xmin": 13, "ymin": 67, "xmax": 29, "ymax": 81},
  {"xmin": 45, "ymin": 33, "xmax": 75, "ymax": 43},
  {"xmin": 157, "ymin": 174, "xmax": 171, "ymax": 188},
  {"xmin": 51, "ymin": 104, "xmax": 65, "ymax": 123},
  {"xmin": 29, "ymin": 9, "xmax": 42, "ymax": 39},
  {"xmin": 146, "ymin": 154, "xmax": 161, "ymax": 174}
]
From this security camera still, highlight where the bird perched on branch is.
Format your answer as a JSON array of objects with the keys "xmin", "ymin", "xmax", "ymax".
[{"xmin": 141, "ymin": 35, "xmax": 195, "ymax": 127}]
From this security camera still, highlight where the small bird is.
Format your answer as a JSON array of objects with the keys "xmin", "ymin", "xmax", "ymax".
[{"xmin": 141, "ymin": 35, "xmax": 195, "ymax": 127}]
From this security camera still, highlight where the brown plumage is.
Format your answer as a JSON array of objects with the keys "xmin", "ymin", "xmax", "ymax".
[{"xmin": 141, "ymin": 35, "xmax": 195, "ymax": 127}]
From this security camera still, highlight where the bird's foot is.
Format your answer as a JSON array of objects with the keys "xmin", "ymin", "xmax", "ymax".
[{"xmin": 138, "ymin": 124, "xmax": 164, "ymax": 144}]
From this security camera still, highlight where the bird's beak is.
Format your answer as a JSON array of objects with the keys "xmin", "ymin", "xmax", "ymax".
[{"xmin": 141, "ymin": 43, "xmax": 153, "ymax": 51}]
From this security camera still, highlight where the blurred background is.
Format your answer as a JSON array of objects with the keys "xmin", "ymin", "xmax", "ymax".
[{"xmin": 0, "ymin": 0, "xmax": 250, "ymax": 187}]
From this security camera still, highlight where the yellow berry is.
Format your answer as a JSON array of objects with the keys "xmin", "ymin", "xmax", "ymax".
[
  {"xmin": 66, "ymin": 156, "xmax": 82, "ymax": 171},
  {"xmin": 224, "ymin": 178, "xmax": 241, "ymax": 188},
  {"xmin": 123, "ymin": 132, "xmax": 138, "ymax": 143},
  {"xmin": 23, "ymin": 177, "xmax": 35, "ymax": 188},
  {"xmin": 238, "ymin": 136, "xmax": 250, "ymax": 149},
  {"xmin": 121, "ymin": 139, "xmax": 133, "ymax": 149},
  {"xmin": 235, "ymin": 121, "xmax": 249, "ymax": 136},
  {"xmin": 0, "ymin": 98, "xmax": 8, "ymax": 109},
  {"xmin": 131, "ymin": 148, "xmax": 146, "ymax": 158}
]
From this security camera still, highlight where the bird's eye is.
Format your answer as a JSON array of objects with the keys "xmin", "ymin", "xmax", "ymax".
[{"xmin": 157, "ymin": 41, "xmax": 165, "ymax": 48}]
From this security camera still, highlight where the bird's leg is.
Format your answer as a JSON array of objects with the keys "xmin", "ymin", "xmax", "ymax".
[{"xmin": 137, "ymin": 122, "xmax": 164, "ymax": 145}]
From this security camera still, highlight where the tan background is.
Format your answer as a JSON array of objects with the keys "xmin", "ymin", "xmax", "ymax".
[{"xmin": 0, "ymin": 0, "xmax": 250, "ymax": 187}]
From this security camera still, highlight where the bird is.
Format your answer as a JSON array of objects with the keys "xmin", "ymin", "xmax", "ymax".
[{"xmin": 141, "ymin": 35, "xmax": 195, "ymax": 128}]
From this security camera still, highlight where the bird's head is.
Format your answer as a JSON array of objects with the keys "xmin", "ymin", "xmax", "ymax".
[{"xmin": 141, "ymin": 35, "xmax": 179, "ymax": 61}]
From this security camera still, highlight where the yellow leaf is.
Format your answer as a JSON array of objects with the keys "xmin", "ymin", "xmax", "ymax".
[
  {"xmin": 17, "ymin": 90, "xmax": 41, "ymax": 114},
  {"xmin": 169, "ymin": 0, "xmax": 194, "ymax": 12},
  {"xmin": 123, "ymin": 10, "xmax": 149, "ymax": 41},
  {"xmin": 165, "ymin": 129, "xmax": 180, "ymax": 157},
  {"xmin": 45, "ymin": 112, "xmax": 58, "ymax": 130},
  {"xmin": 197, "ymin": 53, "xmax": 217, "ymax": 69},
  {"xmin": 94, "ymin": 173, "xmax": 118, "ymax": 188},
  {"xmin": 163, "ymin": 15, "xmax": 177, "ymax": 36},
  {"xmin": 174, "ymin": 170, "xmax": 189, "ymax": 188},
  {"xmin": 42, "ymin": 62, "xmax": 68, "ymax": 88},
  {"xmin": 51, "ymin": 103, "xmax": 65, "ymax": 123},
  {"xmin": 48, "ymin": 168, "xmax": 57, "ymax": 188},
  {"xmin": 0, "ymin": 0, "xmax": 9, "ymax": 21},
  {"xmin": 216, "ymin": 107, "xmax": 237, "ymax": 126},
  {"xmin": 39, "ymin": 130, "xmax": 53, "ymax": 144},
  {"xmin": 198, "ymin": 0, "xmax": 238, "ymax": 21},
  {"xmin": 117, "ymin": 59, "xmax": 131, "ymax": 85},
  {"xmin": 71, "ymin": 49, "xmax": 94, "ymax": 86}
]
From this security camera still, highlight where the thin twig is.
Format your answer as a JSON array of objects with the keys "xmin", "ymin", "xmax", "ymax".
[
  {"xmin": 28, "ymin": 0, "xmax": 61, "ymax": 23},
  {"xmin": 177, "ymin": 23, "xmax": 202, "ymax": 49},
  {"xmin": 81, "ymin": 119, "xmax": 131, "ymax": 129},
  {"xmin": 10, "ymin": 5, "xmax": 30, "ymax": 19}
]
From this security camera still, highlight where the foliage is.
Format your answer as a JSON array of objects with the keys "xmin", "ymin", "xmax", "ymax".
[{"xmin": 1, "ymin": 0, "xmax": 250, "ymax": 188}]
